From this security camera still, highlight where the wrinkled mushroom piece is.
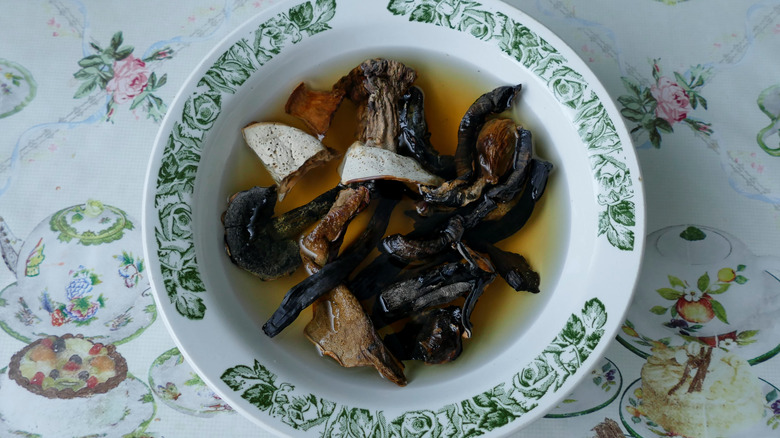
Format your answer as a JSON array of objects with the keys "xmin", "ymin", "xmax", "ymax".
[
  {"xmin": 285, "ymin": 82, "xmax": 346, "ymax": 137},
  {"xmin": 223, "ymin": 185, "xmax": 341, "ymax": 281},
  {"xmin": 223, "ymin": 186, "xmax": 298, "ymax": 280},
  {"xmin": 384, "ymin": 306, "xmax": 465, "ymax": 364},
  {"xmin": 286, "ymin": 58, "xmax": 417, "ymax": 146},
  {"xmin": 469, "ymin": 241, "xmax": 540, "ymax": 293},
  {"xmin": 465, "ymin": 157, "xmax": 553, "ymax": 244},
  {"xmin": 455, "ymin": 84, "xmax": 522, "ymax": 178},
  {"xmin": 456, "ymin": 242, "xmax": 496, "ymax": 338},
  {"xmin": 476, "ymin": 119, "xmax": 518, "ymax": 185},
  {"xmin": 378, "ymin": 260, "xmax": 482, "ymax": 318},
  {"xmin": 300, "ymin": 186, "xmax": 371, "ymax": 271},
  {"xmin": 338, "ymin": 58, "xmax": 417, "ymax": 151},
  {"xmin": 262, "ymin": 187, "xmax": 373, "ymax": 336},
  {"xmin": 420, "ymin": 117, "xmax": 526, "ymax": 207},
  {"xmin": 305, "ymin": 285, "xmax": 407, "ymax": 386},
  {"xmin": 382, "ymin": 215, "xmax": 466, "ymax": 263},
  {"xmin": 384, "ymin": 127, "xmax": 539, "ymax": 265},
  {"xmin": 335, "ymin": 60, "xmax": 443, "ymax": 186},
  {"xmin": 242, "ymin": 122, "xmax": 338, "ymax": 200}
]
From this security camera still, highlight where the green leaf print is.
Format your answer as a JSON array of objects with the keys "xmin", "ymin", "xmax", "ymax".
[
  {"xmin": 221, "ymin": 365, "xmax": 257, "ymax": 391},
  {"xmin": 290, "ymin": 2, "xmax": 315, "ymax": 27},
  {"xmin": 216, "ymin": 295, "xmax": 607, "ymax": 436},
  {"xmin": 697, "ymin": 272, "xmax": 710, "ymax": 293},
  {"xmin": 609, "ymin": 201, "xmax": 636, "ymax": 226},
  {"xmin": 656, "ymin": 288, "xmax": 683, "ymax": 300},
  {"xmin": 668, "ymin": 275, "xmax": 686, "ymax": 288},
  {"xmin": 242, "ymin": 383, "xmax": 277, "ymax": 411},
  {"xmin": 650, "ymin": 306, "xmax": 668, "ymax": 315},
  {"xmin": 560, "ymin": 315, "xmax": 586, "ymax": 345},
  {"xmin": 710, "ymin": 298, "xmax": 728, "ymax": 324},
  {"xmin": 172, "ymin": 292, "xmax": 206, "ymax": 320}
]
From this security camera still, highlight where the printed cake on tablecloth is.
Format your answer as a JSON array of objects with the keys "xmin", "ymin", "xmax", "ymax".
[
  {"xmin": 640, "ymin": 343, "xmax": 764, "ymax": 437},
  {"xmin": 8, "ymin": 334, "xmax": 127, "ymax": 398}
]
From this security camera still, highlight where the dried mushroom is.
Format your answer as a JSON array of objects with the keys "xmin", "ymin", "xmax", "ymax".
[
  {"xmin": 398, "ymin": 86, "xmax": 456, "ymax": 179},
  {"xmin": 339, "ymin": 141, "xmax": 444, "ymax": 186},
  {"xmin": 224, "ymin": 58, "xmax": 554, "ymax": 385},
  {"xmin": 455, "ymin": 84, "xmax": 522, "ymax": 178},
  {"xmin": 384, "ymin": 306, "xmax": 465, "ymax": 364},
  {"xmin": 223, "ymin": 185, "xmax": 340, "ymax": 280},
  {"xmin": 305, "ymin": 285, "xmax": 407, "ymax": 386},
  {"xmin": 285, "ymin": 82, "xmax": 346, "ymax": 137},
  {"xmin": 420, "ymin": 93, "xmax": 527, "ymax": 208},
  {"xmin": 242, "ymin": 122, "xmax": 338, "ymax": 200},
  {"xmin": 337, "ymin": 58, "xmax": 417, "ymax": 151},
  {"xmin": 301, "ymin": 190, "xmax": 407, "ymax": 385}
]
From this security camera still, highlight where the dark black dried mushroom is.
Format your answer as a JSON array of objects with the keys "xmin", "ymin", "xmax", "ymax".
[
  {"xmin": 398, "ymin": 86, "xmax": 456, "ymax": 179},
  {"xmin": 381, "ymin": 215, "xmax": 466, "ymax": 263},
  {"xmin": 378, "ymin": 261, "xmax": 478, "ymax": 318},
  {"xmin": 455, "ymin": 84, "xmax": 522, "ymax": 179},
  {"xmin": 465, "ymin": 158, "xmax": 553, "ymax": 244},
  {"xmin": 469, "ymin": 241, "xmax": 540, "ymax": 293},
  {"xmin": 420, "ymin": 119, "xmax": 531, "ymax": 208},
  {"xmin": 381, "ymin": 147, "xmax": 534, "ymax": 264},
  {"xmin": 222, "ymin": 185, "xmax": 340, "ymax": 280},
  {"xmin": 225, "ymin": 59, "xmax": 556, "ymax": 383},
  {"xmin": 384, "ymin": 306, "xmax": 465, "ymax": 364}
]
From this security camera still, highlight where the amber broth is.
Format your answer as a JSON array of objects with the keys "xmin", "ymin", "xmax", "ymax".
[{"xmin": 224, "ymin": 50, "xmax": 566, "ymax": 371}]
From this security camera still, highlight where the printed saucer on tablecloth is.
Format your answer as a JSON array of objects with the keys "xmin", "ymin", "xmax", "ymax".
[
  {"xmin": 0, "ymin": 201, "xmax": 157, "ymax": 345},
  {"xmin": 148, "ymin": 347, "xmax": 234, "ymax": 417},
  {"xmin": 0, "ymin": 59, "xmax": 36, "ymax": 118},
  {"xmin": 545, "ymin": 357, "xmax": 622, "ymax": 418},
  {"xmin": 618, "ymin": 377, "xmax": 780, "ymax": 437},
  {"xmin": 0, "ymin": 371, "xmax": 156, "ymax": 437}
]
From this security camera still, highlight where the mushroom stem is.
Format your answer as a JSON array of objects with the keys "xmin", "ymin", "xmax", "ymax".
[
  {"xmin": 338, "ymin": 58, "xmax": 417, "ymax": 151},
  {"xmin": 268, "ymin": 186, "xmax": 342, "ymax": 239}
]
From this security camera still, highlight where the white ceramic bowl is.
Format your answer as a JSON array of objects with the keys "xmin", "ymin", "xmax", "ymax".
[{"xmin": 143, "ymin": 1, "xmax": 646, "ymax": 436}]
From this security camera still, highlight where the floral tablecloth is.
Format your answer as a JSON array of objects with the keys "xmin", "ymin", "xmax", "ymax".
[{"xmin": 1, "ymin": 1, "xmax": 779, "ymax": 437}]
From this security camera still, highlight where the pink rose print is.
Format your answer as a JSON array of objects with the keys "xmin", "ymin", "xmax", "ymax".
[
  {"xmin": 106, "ymin": 55, "xmax": 149, "ymax": 104},
  {"xmin": 651, "ymin": 77, "xmax": 691, "ymax": 125},
  {"xmin": 72, "ymin": 31, "xmax": 172, "ymax": 122},
  {"xmin": 618, "ymin": 61, "xmax": 712, "ymax": 148}
]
